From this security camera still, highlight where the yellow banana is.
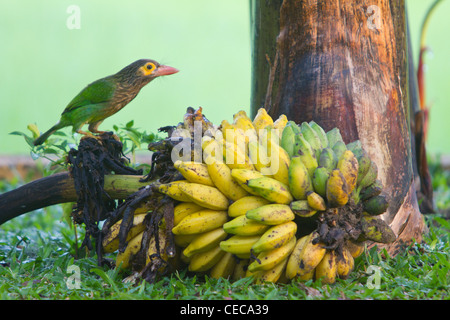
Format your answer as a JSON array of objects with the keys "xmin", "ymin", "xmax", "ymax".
[
  {"xmin": 246, "ymin": 176, "xmax": 293, "ymax": 205},
  {"xmin": 174, "ymin": 234, "xmax": 196, "ymax": 247},
  {"xmin": 255, "ymin": 257, "xmax": 289, "ymax": 284},
  {"xmin": 346, "ymin": 240, "xmax": 365, "ymax": 258},
  {"xmin": 102, "ymin": 213, "xmax": 147, "ymax": 253},
  {"xmin": 173, "ymin": 202, "xmax": 205, "ymax": 226},
  {"xmin": 252, "ymin": 108, "xmax": 274, "ymax": 137},
  {"xmin": 315, "ymin": 251, "xmax": 337, "ymax": 284},
  {"xmin": 221, "ymin": 120, "xmax": 248, "ymax": 153},
  {"xmin": 293, "ymin": 133, "xmax": 318, "ymax": 177},
  {"xmin": 178, "ymin": 183, "xmax": 230, "ymax": 210},
  {"xmin": 273, "ymin": 114, "xmax": 288, "ymax": 131},
  {"xmin": 232, "ymin": 259, "xmax": 249, "ymax": 281},
  {"xmin": 115, "ymin": 231, "xmax": 144, "ymax": 270},
  {"xmin": 223, "ymin": 141, "xmax": 255, "ymax": 171},
  {"xmin": 173, "ymin": 160, "xmax": 215, "ymax": 187},
  {"xmin": 336, "ymin": 150, "xmax": 359, "ymax": 194},
  {"xmin": 288, "ymin": 156, "xmax": 314, "ymax": 200},
  {"xmin": 202, "ymin": 136, "xmax": 223, "ymax": 163},
  {"xmin": 285, "ymin": 234, "xmax": 309, "ymax": 279},
  {"xmin": 245, "ymin": 204, "xmax": 295, "ymax": 225},
  {"xmin": 326, "ymin": 169, "xmax": 350, "ymax": 207},
  {"xmin": 251, "ymin": 221, "xmax": 297, "ymax": 254},
  {"xmin": 248, "ymin": 236, "xmax": 296, "ymax": 272},
  {"xmin": 336, "ymin": 247, "xmax": 354, "ymax": 279},
  {"xmin": 183, "ymin": 227, "xmax": 228, "ymax": 258},
  {"xmin": 267, "ymin": 144, "xmax": 291, "ymax": 186},
  {"xmin": 306, "ymin": 191, "xmax": 327, "ymax": 211},
  {"xmin": 146, "ymin": 228, "xmax": 169, "ymax": 266},
  {"xmin": 205, "ymin": 156, "xmax": 249, "ymax": 201},
  {"xmin": 209, "ymin": 252, "xmax": 236, "ymax": 279},
  {"xmin": 223, "ymin": 215, "xmax": 270, "ymax": 236},
  {"xmin": 172, "ymin": 209, "xmax": 228, "ymax": 235},
  {"xmin": 233, "ymin": 110, "xmax": 258, "ymax": 145},
  {"xmin": 188, "ymin": 245, "xmax": 226, "ymax": 272},
  {"xmin": 219, "ymin": 235, "xmax": 261, "ymax": 256},
  {"xmin": 296, "ymin": 231, "xmax": 326, "ymax": 277},
  {"xmin": 248, "ymin": 140, "xmax": 273, "ymax": 176},
  {"xmin": 227, "ymin": 195, "xmax": 270, "ymax": 218},
  {"xmin": 290, "ymin": 200, "xmax": 317, "ymax": 218},
  {"xmin": 230, "ymin": 169, "xmax": 265, "ymax": 194},
  {"xmin": 158, "ymin": 180, "xmax": 193, "ymax": 202}
]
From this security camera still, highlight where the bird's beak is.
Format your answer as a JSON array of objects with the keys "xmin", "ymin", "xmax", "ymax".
[{"xmin": 154, "ymin": 65, "xmax": 179, "ymax": 77}]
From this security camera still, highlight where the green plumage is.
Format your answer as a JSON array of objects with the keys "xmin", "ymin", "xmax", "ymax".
[{"xmin": 34, "ymin": 59, "xmax": 178, "ymax": 146}]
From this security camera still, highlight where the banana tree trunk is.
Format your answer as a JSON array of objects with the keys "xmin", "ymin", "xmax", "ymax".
[{"xmin": 250, "ymin": 0, "xmax": 426, "ymax": 254}]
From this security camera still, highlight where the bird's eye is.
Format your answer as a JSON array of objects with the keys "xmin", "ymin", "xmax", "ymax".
[{"xmin": 147, "ymin": 64, "xmax": 154, "ymax": 70}]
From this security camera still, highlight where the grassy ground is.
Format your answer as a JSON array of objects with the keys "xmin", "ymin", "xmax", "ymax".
[{"xmin": 0, "ymin": 161, "xmax": 449, "ymax": 301}]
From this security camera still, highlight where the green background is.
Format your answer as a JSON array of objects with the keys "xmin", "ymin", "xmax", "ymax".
[{"xmin": 0, "ymin": 0, "xmax": 448, "ymax": 155}]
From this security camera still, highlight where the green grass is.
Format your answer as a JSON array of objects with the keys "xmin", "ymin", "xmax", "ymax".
[{"xmin": 0, "ymin": 167, "xmax": 449, "ymax": 300}]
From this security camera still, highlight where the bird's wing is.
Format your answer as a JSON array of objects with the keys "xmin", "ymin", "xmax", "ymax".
[{"xmin": 62, "ymin": 77, "xmax": 116, "ymax": 115}]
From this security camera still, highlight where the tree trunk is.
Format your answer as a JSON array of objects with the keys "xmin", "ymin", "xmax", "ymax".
[{"xmin": 250, "ymin": 0, "xmax": 426, "ymax": 254}]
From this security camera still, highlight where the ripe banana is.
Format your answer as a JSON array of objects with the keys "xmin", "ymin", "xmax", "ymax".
[
  {"xmin": 115, "ymin": 231, "xmax": 144, "ymax": 270},
  {"xmin": 188, "ymin": 245, "xmax": 226, "ymax": 272},
  {"xmin": 219, "ymin": 235, "xmax": 261, "ymax": 256},
  {"xmin": 296, "ymin": 231, "xmax": 326, "ymax": 277},
  {"xmin": 255, "ymin": 257, "xmax": 289, "ymax": 284},
  {"xmin": 336, "ymin": 248, "xmax": 354, "ymax": 279},
  {"xmin": 173, "ymin": 202, "xmax": 205, "ymax": 226},
  {"xmin": 306, "ymin": 191, "xmax": 327, "ymax": 211},
  {"xmin": 267, "ymin": 144, "xmax": 291, "ymax": 186},
  {"xmin": 173, "ymin": 160, "xmax": 215, "ymax": 187},
  {"xmin": 227, "ymin": 195, "xmax": 270, "ymax": 218},
  {"xmin": 246, "ymin": 204, "xmax": 295, "ymax": 225},
  {"xmin": 232, "ymin": 258, "xmax": 249, "ymax": 281},
  {"xmin": 248, "ymin": 236, "xmax": 296, "ymax": 272},
  {"xmin": 102, "ymin": 213, "xmax": 147, "ymax": 253},
  {"xmin": 246, "ymin": 176, "xmax": 293, "ymax": 205},
  {"xmin": 174, "ymin": 234, "xmax": 196, "ymax": 247},
  {"xmin": 248, "ymin": 141, "xmax": 273, "ymax": 176},
  {"xmin": 223, "ymin": 141, "xmax": 255, "ymax": 171},
  {"xmin": 251, "ymin": 221, "xmax": 297, "ymax": 254},
  {"xmin": 178, "ymin": 183, "xmax": 230, "ymax": 210},
  {"xmin": 252, "ymin": 108, "xmax": 274, "ymax": 137},
  {"xmin": 285, "ymin": 234, "xmax": 309, "ymax": 279},
  {"xmin": 223, "ymin": 214, "xmax": 270, "ymax": 236},
  {"xmin": 290, "ymin": 200, "xmax": 317, "ymax": 218},
  {"xmin": 230, "ymin": 169, "xmax": 264, "ymax": 194},
  {"xmin": 183, "ymin": 227, "xmax": 228, "ymax": 258},
  {"xmin": 205, "ymin": 156, "xmax": 249, "ymax": 201},
  {"xmin": 311, "ymin": 166, "xmax": 330, "ymax": 198},
  {"xmin": 202, "ymin": 136, "xmax": 223, "ymax": 162},
  {"xmin": 158, "ymin": 180, "xmax": 193, "ymax": 202},
  {"xmin": 172, "ymin": 209, "xmax": 228, "ymax": 235},
  {"xmin": 288, "ymin": 156, "xmax": 314, "ymax": 200},
  {"xmin": 209, "ymin": 252, "xmax": 236, "ymax": 279},
  {"xmin": 273, "ymin": 114, "xmax": 288, "ymax": 131},
  {"xmin": 326, "ymin": 169, "xmax": 350, "ymax": 207},
  {"xmin": 315, "ymin": 250, "xmax": 337, "ymax": 284},
  {"xmin": 345, "ymin": 240, "xmax": 365, "ymax": 258},
  {"xmin": 336, "ymin": 150, "xmax": 359, "ymax": 194}
]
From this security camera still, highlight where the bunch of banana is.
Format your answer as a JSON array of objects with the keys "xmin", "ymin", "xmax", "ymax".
[{"xmin": 101, "ymin": 107, "xmax": 396, "ymax": 286}]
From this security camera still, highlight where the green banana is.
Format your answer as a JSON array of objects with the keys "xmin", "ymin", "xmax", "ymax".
[
  {"xmin": 359, "ymin": 179, "xmax": 383, "ymax": 201},
  {"xmin": 358, "ymin": 160, "xmax": 378, "ymax": 190},
  {"xmin": 309, "ymin": 121, "xmax": 328, "ymax": 148},
  {"xmin": 300, "ymin": 122, "xmax": 322, "ymax": 159},
  {"xmin": 246, "ymin": 204, "xmax": 295, "ymax": 225},
  {"xmin": 312, "ymin": 166, "xmax": 330, "ymax": 198},
  {"xmin": 356, "ymin": 150, "xmax": 372, "ymax": 185},
  {"xmin": 318, "ymin": 147, "xmax": 338, "ymax": 173},
  {"xmin": 363, "ymin": 193, "xmax": 390, "ymax": 216},
  {"xmin": 358, "ymin": 214, "xmax": 396, "ymax": 243},
  {"xmin": 293, "ymin": 133, "xmax": 318, "ymax": 177},
  {"xmin": 288, "ymin": 156, "xmax": 314, "ymax": 200},
  {"xmin": 280, "ymin": 123, "xmax": 296, "ymax": 157},
  {"xmin": 326, "ymin": 127, "xmax": 344, "ymax": 148},
  {"xmin": 332, "ymin": 141, "xmax": 347, "ymax": 160}
]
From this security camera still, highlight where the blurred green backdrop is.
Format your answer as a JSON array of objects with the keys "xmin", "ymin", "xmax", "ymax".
[{"xmin": 0, "ymin": 0, "xmax": 448, "ymax": 155}]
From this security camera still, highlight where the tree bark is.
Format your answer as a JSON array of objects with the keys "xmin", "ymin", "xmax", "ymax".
[{"xmin": 250, "ymin": 0, "xmax": 425, "ymax": 254}]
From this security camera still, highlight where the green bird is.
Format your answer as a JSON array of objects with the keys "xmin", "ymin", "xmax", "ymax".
[{"xmin": 33, "ymin": 59, "xmax": 179, "ymax": 146}]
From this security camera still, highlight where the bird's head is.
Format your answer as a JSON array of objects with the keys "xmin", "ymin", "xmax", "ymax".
[{"xmin": 117, "ymin": 59, "xmax": 179, "ymax": 86}]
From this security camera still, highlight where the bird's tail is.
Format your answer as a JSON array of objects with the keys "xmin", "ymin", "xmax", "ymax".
[{"xmin": 33, "ymin": 122, "xmax": 65, "ymax": 146}]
